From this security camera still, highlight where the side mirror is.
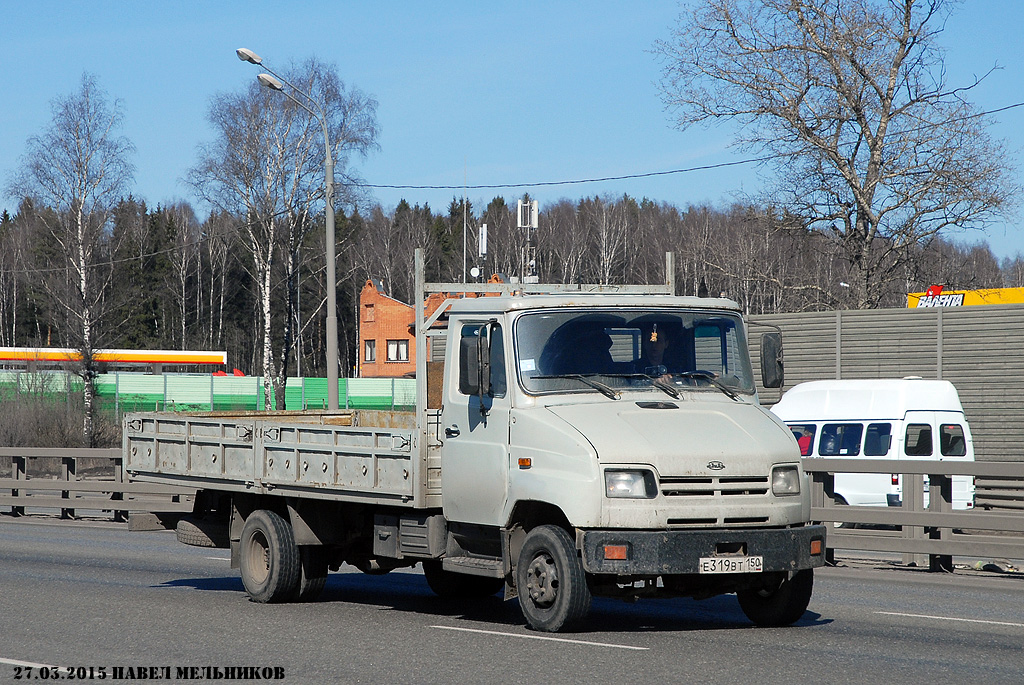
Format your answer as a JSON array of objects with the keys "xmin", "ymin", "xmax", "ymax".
[
  {"xmin": 477, "ymin": 323, "xmax": 492, "ymax": 405},
  {"xmin": 760, "ymin": 332, "xmax": 784, "ymax": 389}
]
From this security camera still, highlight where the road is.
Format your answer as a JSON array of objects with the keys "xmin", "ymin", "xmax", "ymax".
[{"xmin": 1, "ymin": 518, "xmax": 1023, "ymax": 684}]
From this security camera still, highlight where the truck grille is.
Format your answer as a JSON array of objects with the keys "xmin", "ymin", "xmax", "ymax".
[{"xmin": 660, "ymin": 475, "xmax": 769, "ymax": 497}]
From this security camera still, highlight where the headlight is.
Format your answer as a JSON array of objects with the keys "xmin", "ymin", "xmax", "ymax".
[
  {"xmin": 605, "ymin": 470, "xmax": 657, "ymax": 499},
  {"xmin": 772, "ymin": 465, "xmax": 801, "ymax": 496}
]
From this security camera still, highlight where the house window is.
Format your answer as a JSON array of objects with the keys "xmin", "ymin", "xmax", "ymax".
[
  {"xmin": 364, "ymin": 339, "xmax": 376, "ymax": 363},
  {"xmin": 387, "ymin": 339, "xmax": 409, "ymax": 362},
  {"xmin": 363, "ymin": 304, "xmax": 375, "ymax": 322}
]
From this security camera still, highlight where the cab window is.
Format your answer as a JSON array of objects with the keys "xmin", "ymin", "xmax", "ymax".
[
  {"xmin": 818, "ymin": 423, "xmax": 863, "ymax": 456},
  {"xmin": 459, "ymin": 323, "xmax": 506, "ymax": 398},
  {"xmin": 904, "ymin": 423, "xmax": 933, "ymax": 456},
  {"xmin": 864, "ymin": 423, "xmax": 892, "ymax": 456},
  {"xmin": 940, "ymin": 424, "xmax": 966, "ymax": 456}
]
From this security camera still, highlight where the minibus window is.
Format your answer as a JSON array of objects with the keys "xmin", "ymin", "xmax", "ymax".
[
  {"xmin": 905, "ymin": 424, "xmax": 933, "ymax": 456},
  {"xmin": 819, "ymin": 423, "xmax": 863, "ymax": 456},
  {"xmin": 940, "ymin": 424, "xmax": 966, "ymax": 456},
  {"xmin": 864, "ymin": 423, "xmax": 892, "ymax": 456},
  {"xmin": 789, "ymin": 424, "xmax": 816, "ymax": 456}
]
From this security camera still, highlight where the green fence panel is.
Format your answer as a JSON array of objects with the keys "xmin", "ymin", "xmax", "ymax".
[
  {"xmin": 0, "ymin": 371, "xmax": 414, "ymax": 414},
  {"xmin": 212, "ymin": 376, "xmax": 260, "ymax": 411}
]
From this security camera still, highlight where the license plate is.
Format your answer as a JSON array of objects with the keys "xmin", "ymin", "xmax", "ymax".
[{"xmin": 698, "ymin": 555, "xmax": 763, "ymax": 574}]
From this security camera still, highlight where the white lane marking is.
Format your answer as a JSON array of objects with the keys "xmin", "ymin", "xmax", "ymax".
[
  {"xmin": 430, "ymin": 625, "xmax": 649, "ymax": 650},
  {"xmin": 205, "ymin": 556, "xmax": 230, "ymax": 561},
  {"xmin": 0, "ymin": 657, "xmax": 58, "ymax": 668},
  {"xmin": 876, "ymin": 611, "xmax": 1024, "ymax": 628}
]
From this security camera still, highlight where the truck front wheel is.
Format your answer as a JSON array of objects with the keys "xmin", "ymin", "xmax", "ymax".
[
  {"xmin": 736, "ymin": 569, "xmax": 814, "ymax": 626},
  {"xmin": 239, "ymin": 509, "xmax": 300, "ymax": 603},
  {"xmin": 516, "ymin": 525, "xmax": 591, "ymax": 632}
]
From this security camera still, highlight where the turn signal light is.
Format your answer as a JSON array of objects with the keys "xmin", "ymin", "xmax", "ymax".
[
  {"xmin": 810, "ymin": 538, "xmax": 824, "ymax": 556},
  {"xmin": 604, "ymin": 544, "xmax": 628, "ymax": 560},
  {"xmin": 518, "ymin": 457, "xmax": 532, "ymax": 469}
]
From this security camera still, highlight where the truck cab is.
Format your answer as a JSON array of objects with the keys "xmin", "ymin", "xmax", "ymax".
[{"xmin": 435, "ymin": 295, "xmax": 824, "ymax": 629}]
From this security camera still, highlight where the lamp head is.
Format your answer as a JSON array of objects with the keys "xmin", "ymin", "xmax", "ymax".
[
  {"xmin": 257, "ymin": 73, "xmax": 285, "ymax": 91},
  {"xmin": 236, "ymin": 48, "xmax": 262, "ymax": 65}
]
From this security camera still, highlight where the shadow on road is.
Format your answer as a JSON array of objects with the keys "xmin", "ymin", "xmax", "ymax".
[{"xmin": 157, "ymin": 568, "xmax": 831, "ymax": 634}]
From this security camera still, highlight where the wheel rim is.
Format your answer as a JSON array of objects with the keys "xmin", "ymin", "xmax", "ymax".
[
  {"xmin": 525, "ymin": 552, "xmax": 559, "ymax": 607},
  {"xmin": 244, "ymin": 529, "xmax": 271, "ymax": 585}
]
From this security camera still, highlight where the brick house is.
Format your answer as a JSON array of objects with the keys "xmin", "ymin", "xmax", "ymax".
[{"xmin": 356, "ymin": 276, "xmax": 504, "ymax": 378}]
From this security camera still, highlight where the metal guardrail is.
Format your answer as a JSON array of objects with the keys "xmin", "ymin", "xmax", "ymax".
[
  {"xmin": 803, "ymin": 457, "xmax": 1024, "ymax": 570},
  {"xmin": 5, "ymin": 448, "xmax": 1022, "ymax": 572},
  {"xmin": 1, "ymin": 447, "xmax": 194, "ymax": 521}
]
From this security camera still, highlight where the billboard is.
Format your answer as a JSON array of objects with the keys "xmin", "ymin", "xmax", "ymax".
[{"xmin": 907, "ymin": 285, "xmax": 1024, "ymax": 308}]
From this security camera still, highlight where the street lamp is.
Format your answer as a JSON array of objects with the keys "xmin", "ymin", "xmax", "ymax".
[{"xmin": 237, "ymin": 48, "xmax": 340, "ymax": 411}]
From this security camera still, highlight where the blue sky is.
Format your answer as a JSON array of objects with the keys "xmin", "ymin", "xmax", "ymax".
[{"xmin": 2, "ymin": 1, "xmax": 1022, "ymax": 258}]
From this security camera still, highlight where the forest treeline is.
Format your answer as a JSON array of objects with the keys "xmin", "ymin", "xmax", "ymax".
[{"xmin": 2, "ymin": 192, "xmax": 1020, "ymax": 381}]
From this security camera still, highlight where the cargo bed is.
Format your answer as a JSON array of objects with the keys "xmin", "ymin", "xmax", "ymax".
[{"xmin": 123, "ymin": 409, "xmax": 442, "ymax": 508}]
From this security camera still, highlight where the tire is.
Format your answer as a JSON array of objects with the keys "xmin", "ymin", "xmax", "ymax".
[
  {"xmin": 175, "ymin": 516, "xmax": 229, "ymax": 548},
  {"xmin": 422, "ymin": 561, "xmax": 504, "ymax": 599},
  {"xmin": 238, "ymin": 509, "xmax": 300, "ymax": 603},
  {"xmin": 292, "ymin": 546, "xmax": 328, "ymax": 602},
  {"xmin": 736, "ymin": 569, "xmax": 814, "ymax": 627},
  {"xmin": 515, "ymin": 525, "xmax": 591, "ymax": 632}
]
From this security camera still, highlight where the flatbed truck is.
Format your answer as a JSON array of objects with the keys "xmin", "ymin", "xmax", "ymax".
[{"xmin": 124, "ymin": 250, "xmax": 825, "ymax": 632}]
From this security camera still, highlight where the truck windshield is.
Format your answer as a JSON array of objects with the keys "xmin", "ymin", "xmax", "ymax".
[{"xmin": 514, "ymin": 309, "xmax": 755, "ymax": 396}]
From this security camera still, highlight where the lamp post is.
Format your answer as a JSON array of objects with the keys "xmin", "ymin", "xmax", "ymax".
[{"xmin": 237, "ymin": 48, "xmax": 340, "ymax": 411}]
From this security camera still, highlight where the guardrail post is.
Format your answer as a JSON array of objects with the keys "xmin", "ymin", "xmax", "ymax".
[
  {"xmin": 815, "ymin": 471, "xmax": 839, "ymax": 564},
  {"xmin": 11, "ymin": 455, "xmax": 26, "ymax": 516},
  {"xmin": 112, "ymin": 456, "xmax": 127, "ymax": 522},
  {"xmin": 61, "ymin": 456, "xmax": 76, "ymax": 520},
  {"xmin": 902, "ymin": 472, "xmax": 928, "ymax": 567},
  {"xmin": 928, "ymin": 473, "xmax": 954, "ymax": 572}
]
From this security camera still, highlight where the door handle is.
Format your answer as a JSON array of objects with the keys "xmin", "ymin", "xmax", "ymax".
[{"xmin": 445, "ymin": 426, "xmax": 461, "ymax": 438}]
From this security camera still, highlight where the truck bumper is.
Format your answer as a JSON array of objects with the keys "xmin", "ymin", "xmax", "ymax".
[{"xmin": 580, "ymin": 525, "xmax": 827, "ymax": 575}]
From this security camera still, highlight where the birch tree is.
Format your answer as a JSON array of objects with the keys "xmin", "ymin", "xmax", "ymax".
[
  {"xmin": 6, "ymin": 74, "xmax": 134, "ymax": 446},
  {"xmin": 190, "ymin": 58, "xmax": 378, "ymax": 409}
]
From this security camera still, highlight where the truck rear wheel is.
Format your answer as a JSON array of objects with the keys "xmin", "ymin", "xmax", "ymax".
[
  {"xmin": 516, "ymin": 525, "xmax": 591, "ymax": 632},
  {"xmin": 422, "ymin": 561, "xmax": 504, "ymax": 598},
  {"xmin": 239, "ymin": 509, "xmax": 300, "ymax": 603},
  {"xmin": 737, "ymin": 569, "xmax": 814, "ymax": 626}
]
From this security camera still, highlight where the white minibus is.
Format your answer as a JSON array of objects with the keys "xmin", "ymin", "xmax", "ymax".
[{"xmin": 771, "ymin": 378, "xmax": 975, "ymax": 510}]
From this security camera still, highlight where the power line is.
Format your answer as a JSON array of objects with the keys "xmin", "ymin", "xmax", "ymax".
[
  {"xmin": 350, "ymin": 101, "xmax": 1024, "ymax": 191},
  {"xmin": 354, "ymin": 156, "xmax": 776, "ymax": 191}
]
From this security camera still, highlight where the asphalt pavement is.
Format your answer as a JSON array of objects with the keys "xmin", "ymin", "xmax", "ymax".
[{"xmin": 2, "ymin": 517, "xmax": 1023, "ymax": 684}]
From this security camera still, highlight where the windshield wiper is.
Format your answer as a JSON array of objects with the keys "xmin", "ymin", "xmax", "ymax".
[
  {"xmin": 532, "ymin": 374, "xmax": 620, "ymax": 400},
  {"xmin": 672, "ymin": 371, "xmax": 741, "ymax": 401},
  {"xmin": 600, "ymin": 373, "xmax": 681, "ymax": 399}
]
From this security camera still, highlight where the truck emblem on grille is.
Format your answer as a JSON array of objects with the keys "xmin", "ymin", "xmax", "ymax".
[{"xmin": 707, "ymin": 461, "xmax": 725, "ymax": 470}]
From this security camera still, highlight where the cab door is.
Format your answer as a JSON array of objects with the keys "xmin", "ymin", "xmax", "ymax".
[{"xmin": 440, "ymin": 321, "xmax": 511, "ymax": 526}]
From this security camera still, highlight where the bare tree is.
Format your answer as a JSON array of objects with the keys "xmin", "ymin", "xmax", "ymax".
[
  {"xmin": 657, "ymin": 0, "xmax": 1017, "ymax": 307},
  {"xmin": 5, "ymin": 73, "xmax": 134, "ymax": 445},
  {"xmin": 190, "ymin": 58, "xmax": 378, "ymax": 409}
]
